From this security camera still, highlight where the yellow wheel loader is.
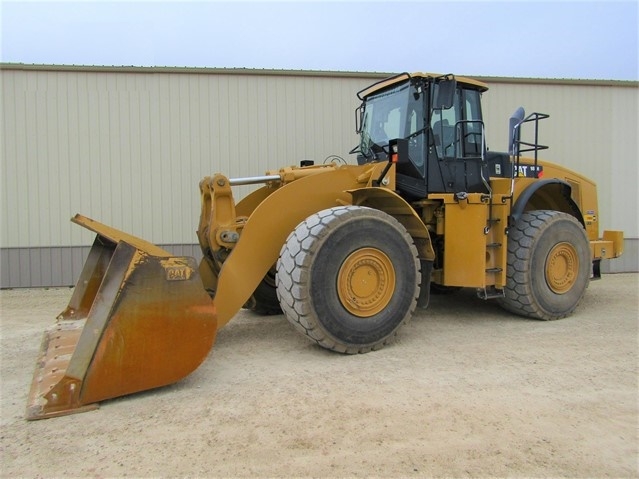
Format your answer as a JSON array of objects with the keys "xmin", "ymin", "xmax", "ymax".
[{"xmin": 26, "ymin": 72, "xmax": 624, "ymax": 420}]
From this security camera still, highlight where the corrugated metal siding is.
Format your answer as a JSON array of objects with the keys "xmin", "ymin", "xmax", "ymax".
[
  {"xmin": 0, "ymin": 244, "xmax": 202, "ymax": 288},
  {"xmin": 1, "ymin": 68, "xmax": 373, "ymax": 250},
  {"xmin": 0, "ymin": 246, "xmax": 88, "ymax": 288},
  {"xmin": 1, "ymin": 66, "xmax": 637, "ymax": 287}
]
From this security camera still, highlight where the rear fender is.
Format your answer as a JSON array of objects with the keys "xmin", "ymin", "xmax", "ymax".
[{"xmin": 511, "ymin": 180, "xmax": 584, "ymax": 227}]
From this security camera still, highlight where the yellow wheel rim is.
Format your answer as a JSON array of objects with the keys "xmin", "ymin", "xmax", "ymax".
[
  {"xmin": 337, "ymin": 247, "xmax": 395, "ymax": 317},
  {"xmin": 545, "ymin": 242, "xmax": 579, "ymax": 294}
]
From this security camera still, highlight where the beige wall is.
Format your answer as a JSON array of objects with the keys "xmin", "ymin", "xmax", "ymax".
[
  {"xmin": 1, "ymin": 65, "xmax": 637, "ymax": 286},
  {"xmin": 0, "ymin": 66, "xmax": 376, "ymax": 249}
]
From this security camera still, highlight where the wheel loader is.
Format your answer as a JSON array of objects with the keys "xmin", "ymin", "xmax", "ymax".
[{"xmin": 26, "ymin": 72, "xmax": 624, "ymax": 420}]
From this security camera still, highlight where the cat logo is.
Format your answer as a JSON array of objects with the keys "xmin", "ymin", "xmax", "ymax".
[
  {"xmin": 164, "ymin": 266, "xmax": 193, "ymax": 281},
  {"xmin": 515, "ymin": 164, "xmax": 543, "ymax": 178}
]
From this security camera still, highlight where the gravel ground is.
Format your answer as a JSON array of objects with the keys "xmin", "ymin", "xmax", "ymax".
[{"xmin": 1, "ymin": 273, "xmax": 637, "ymax": 478}]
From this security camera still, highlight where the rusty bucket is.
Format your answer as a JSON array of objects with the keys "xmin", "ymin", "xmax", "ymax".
[{"xmin": 26, "ymin": 215, "xmax": 217, "ymax": 420}]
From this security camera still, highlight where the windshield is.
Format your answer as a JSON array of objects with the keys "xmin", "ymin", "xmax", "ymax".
[{"xmin": 359, "ymin": 82, "xmax": 423, "ymax": 160}]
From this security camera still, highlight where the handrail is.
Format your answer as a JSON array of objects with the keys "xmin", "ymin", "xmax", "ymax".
[{"xmin": 509, "ymin": 112, "xmax": 550, "ymax": 197}]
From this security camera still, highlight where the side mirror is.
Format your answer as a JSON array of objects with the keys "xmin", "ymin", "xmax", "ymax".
[
  {"xmin": 355, "ymin": 104, "xmax": 363, "ymax": 133},
  {"xmin": 508, "ymin": 107, "xmax": 525, "ymax": 155},
  {"xmin": 434, "ymin": 78, "xmax": 456, "ymax": 110}
]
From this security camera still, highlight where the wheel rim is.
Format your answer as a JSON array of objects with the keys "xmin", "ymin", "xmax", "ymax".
[
  {"xmin": 337, "ymin": 247, "xmax": 396, "ymax": 317},
  {"xmin": 545, "ymin": 242, "xmax": 580, "ymax": 294}
]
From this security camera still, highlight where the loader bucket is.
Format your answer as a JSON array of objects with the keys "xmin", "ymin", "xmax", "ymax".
[{"xmin": 26, "ymin": 215, "xmax": 217, "ymax": 420}]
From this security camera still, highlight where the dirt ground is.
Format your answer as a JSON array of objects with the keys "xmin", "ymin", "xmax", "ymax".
[{"xmin": 1, "ymin": 273, "xmax": 637, "ymax": 478}]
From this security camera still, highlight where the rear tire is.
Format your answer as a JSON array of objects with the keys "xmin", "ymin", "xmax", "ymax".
[
  {"xmin": 499, "ymin": 210, "xmax": 590, "ymax": 320},
  {"xmin": 276, "ymin": 206, "xmax": 421, "ymax": 353}
]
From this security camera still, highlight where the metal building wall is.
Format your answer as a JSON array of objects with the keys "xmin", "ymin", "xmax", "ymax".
[
  {"xmin": 0, "ymin": 66, "xmax": 379, "ymax": 287},
  {"xmin": 1, "ymin": 65, "xmax": 636, "ymax": 287}
]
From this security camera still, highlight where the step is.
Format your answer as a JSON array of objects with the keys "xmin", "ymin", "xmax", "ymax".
[{"xmin": 477, "ymin": 287, "xmax": 505, "ymax": 300}]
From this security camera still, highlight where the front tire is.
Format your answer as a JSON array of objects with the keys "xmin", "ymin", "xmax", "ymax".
[
  {"xmin": 276, "ymin": 206, "xmax": 421, "ymax": 353},
  {"xmin": 243, "ymin": 267, "xmax": 282, "ymax": 315},
  {"xmin": 499, "ymin": 210, "xmax": 591, "ymax": 320}
]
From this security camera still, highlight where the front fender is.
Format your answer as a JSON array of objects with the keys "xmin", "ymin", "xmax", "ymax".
[
  {"xmin": 350, "ymin": 187, "xmax": 435, "ymax": 261},
  {"xmin": 213, "ymin": 168, "xmax": 364, "ymax": 328}
]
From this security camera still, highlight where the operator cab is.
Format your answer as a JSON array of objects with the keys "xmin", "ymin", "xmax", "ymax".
[{"xmin": 354, "ymin": 73, "xmax": 507, "ymax": 200}]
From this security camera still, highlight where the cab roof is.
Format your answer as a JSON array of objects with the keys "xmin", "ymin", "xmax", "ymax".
[{"xmin": 357, "ymin": 72, "xmax": 489, "ymax": 100}]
